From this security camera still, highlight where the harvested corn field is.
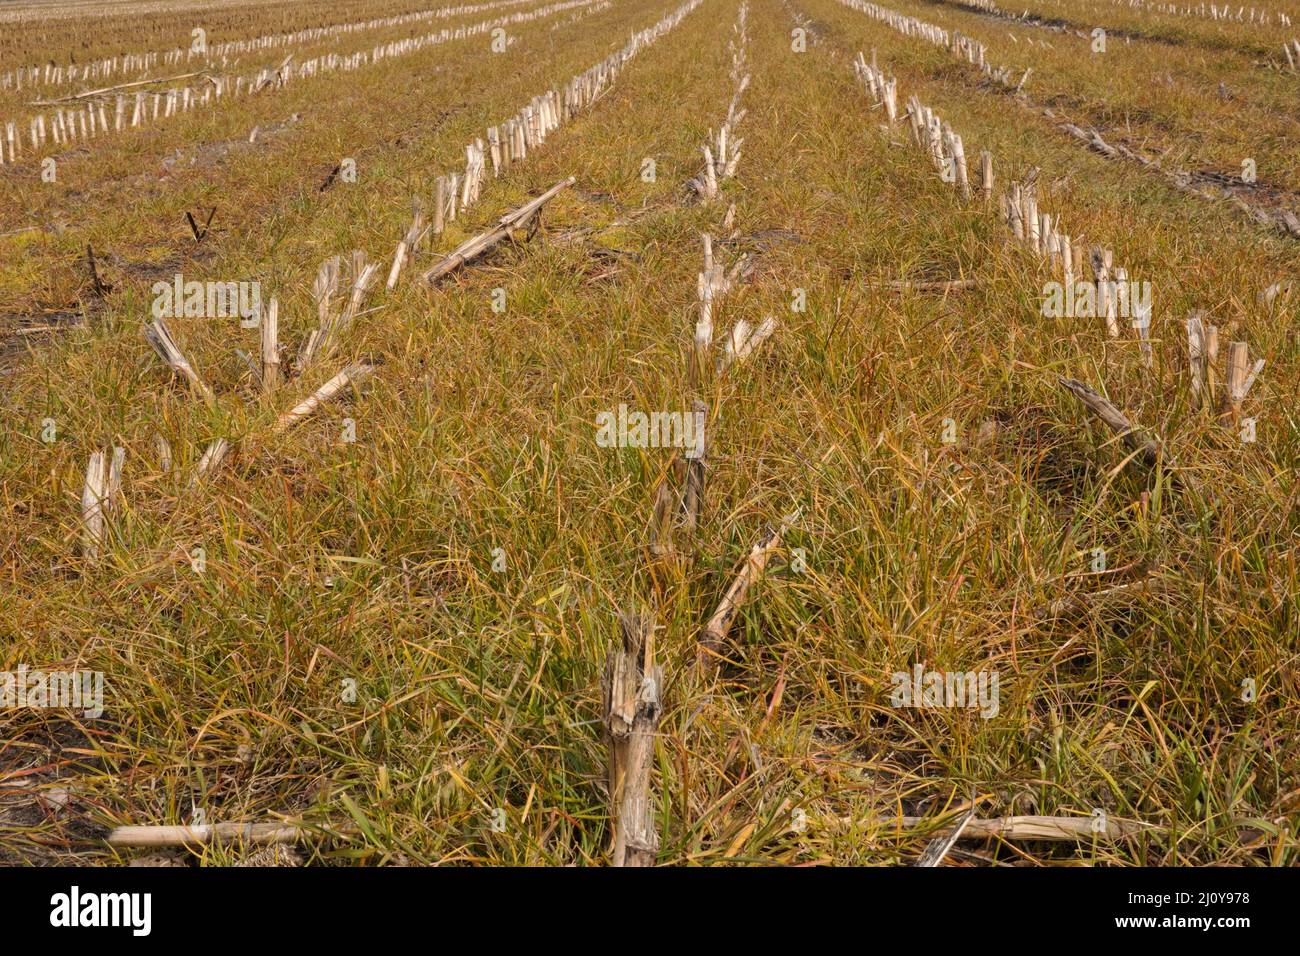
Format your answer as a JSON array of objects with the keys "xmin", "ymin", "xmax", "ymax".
[{"xmin": 1, "ymin": 0, "xmax": 1298, "ymax": 882}]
